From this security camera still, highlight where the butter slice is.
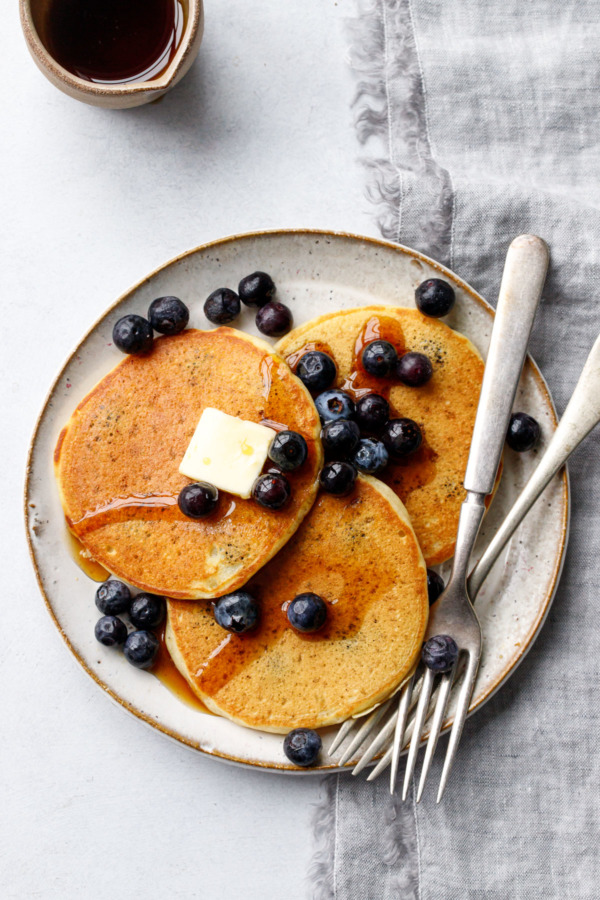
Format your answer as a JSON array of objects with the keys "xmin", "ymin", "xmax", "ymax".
[{"xmin": 179, "ymin": 408, "xmax": 276, "ymax": 499}]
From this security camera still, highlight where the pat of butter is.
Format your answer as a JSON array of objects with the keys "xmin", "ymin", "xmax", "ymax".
[{"xmin": 179, "ymin": 408, "xmax": 276, "ymax": 499}]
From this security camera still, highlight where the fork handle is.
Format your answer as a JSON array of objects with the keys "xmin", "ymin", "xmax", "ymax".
[{"xmin": 468, "ymin": 330, "xmax": 600, "ymax": 599}]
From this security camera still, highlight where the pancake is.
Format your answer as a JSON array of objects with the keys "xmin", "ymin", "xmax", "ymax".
[
  {"xmin": 276, "ymin": 306, "xmax": 491, "ymax": 566},
  {"xmin": 55, "ymin": 327, "xmax": 323, "ymax": 600},
  {"xmin": 166, "ymin": 475, "xmax": 429, "ymax": 732}
]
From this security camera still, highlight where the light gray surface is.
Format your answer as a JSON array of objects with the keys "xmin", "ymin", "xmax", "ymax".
[{"xmin": 1, "ymin": 2, "xmax": 375, "ymax": 898}]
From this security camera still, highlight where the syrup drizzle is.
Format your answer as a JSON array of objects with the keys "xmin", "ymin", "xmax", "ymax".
[{"xmin": 152, "ymin": 622, "xmax": 213, "ymax": 714}]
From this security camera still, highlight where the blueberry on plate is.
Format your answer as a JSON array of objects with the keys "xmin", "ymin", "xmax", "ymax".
[
  {"xmin": 381, "ymin": 418, "xmax": 422, "ymax": 458},
  {"xmin": 268, "ymin": 431, "xmax": 308, "ymax": 471},
  {"xmin": 361, "ymin": 340, "xmax": 398, "ymax": 377},
  {"xmin": 255, "ymin": 301, "xmax": 293, "ymax": 337},
  {"xmin": 422, "ymin": 634, "xmax": 459, "ymax": 672},
  {"xmin": 426, "ymin": 569, "xmax": 445, "ymax": 605},
  {"xmin": 314, "ymin": 389, "xmax": 356, "ymax": 424},
  {"xmin": 95, "ymin": 580, "xmax": 131, "ymax": 616},
  {"xmin": 123, "ymin": 630, "xmax": 160, "ymax": 669},
  {"xmin": 252, "ymin": 472, "xmax": 291, "ymax": 509},
  {"xmin": 147, "ymin": 296, "xmax": 189, "ymax": 335},
  {"xmin": 321, "ymin": 419, "xmax": 360, "ymax": 459},
  {"xmin": 355, "ymin": 393, "xmax": 389, "ymax": 433},
  {"xmin": 204, "ymin": 288, "xmax": 241, "ymax": 325},
  {"xmin": 287, "ymin": 592, "xmax": 327, "ymax": 633},
  {"xmin": 351, "ymin": 437, "xmax": 389, "ymax": 475},
  {"xmin": 238, "ymin": 271, "xmax": 276, "ymax": 307},
  {"xmin": 94, "ymin": 615, "xmax": 127, "ymax": 647},
  {"xmin": 178, "ymin": 482, "xmax": 219, "ymax": 518},
  {"xmin": 319, "ymin": 461, "xmax": 357, "ymax": 495},
  {"xmin": 415, "ymin": 279, "xmax": 455, "ymax": 318},
  {"xmin": 112, "ymin": 314, "xmax": 153, "ymax": 355},
  {"xmin": 396, "ymin": 352, "xmax": 433, "ymax": 387},
  {"xmin": 129, "ymin": 593, "xmax": 166, "ymax": 630},
  {"xmin": 213, "ymin": 591, "xmax": 259, "ymax": 633},
  {"xmin": 283, "ymin": 728, "xmax": 322, "ymax": 767},
  {"xmin": 506, "ymin": 412, "xmax": 541, "ymax": 452},
  {"xmin": 295, "ymin": 351, "xmax": 337, "ymax": 393}
]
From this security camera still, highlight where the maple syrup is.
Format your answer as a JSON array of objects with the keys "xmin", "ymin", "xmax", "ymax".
[
  {"xmin": 152, "ymin": 624, "xmax": 212, "ymax": 714},
  {"xmin": 65, "ymin": 529, "xmax": 110, "ymax": 582},
  {"xmin": 44, "ymin": 0, "xmax": 186, "ymax": 85}
]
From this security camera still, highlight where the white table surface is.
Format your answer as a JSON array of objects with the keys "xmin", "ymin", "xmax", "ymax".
[{"xmin": 2, "ymin": 2, "xmax": 377, "ymax": 897}]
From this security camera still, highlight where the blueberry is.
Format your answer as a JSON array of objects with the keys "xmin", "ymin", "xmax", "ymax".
[
  {"xmin": 319, "ymin": 461, "xmax": 357, "ymax": 495},
  {"xmin": 321, "ymin": 419, "xmax": 360, "ymax": 460},
  {"xmin": 506, "ymin": 412, "xmax": 541, "ymax": 452},
  {"xmin": 147, "ymin": 296, "xmax": 189, "ymax": 335},
  {"xmin": 255, "ymin": 301, "xmax": 293, "ymax": 337},
  {"xmin": 204, "ymin": 288, "xmax": 241, "ymax": 325},
  {"xmin": 351, "ymin": 438, "xmax": 389, "ymax": 475},
  {"xmin": 426, "ymin": 569, "xmax": 445, "ymax": 605},
  {"xmin": 396, "ymin": 352, "xmax": 433, "ymax": 387},
  {"xmin": 422, "ymin": 635, "xmax": 459, "ymax": 672},
  {"xmin": 252, "ymin": 472, "xmax": 291, "ymax": 509},
  {"xmin": 361, "ymin": 340, "xmax": 398, "ymax": 377},
  {"xmin": 355, "ymin": 393, "xmax": 389, "ymax": 433},
  {"xmin": 238, "ymin": 271, "xmax": 276, "ymax": 308},
  {"xmin": 213, "ymin": 591, "xmax": 259, "ymax": 633},
  {"xmin": 129, "ymin": 593, "xmax": 166, "ymax": 629},
  {"xmin": 315, "ymin": 389, "xmax": 356, "ymax": 424},
  {"xmin": 415, "ymin": 279, "xmax": 455, "ymax": 317},
  {"xmin": 95, "ymin": 580, "xmax": 131, "ymax": 616},
  {"xmin": 178, "ymin": 482, "xmax": 219, "ymax": 518},
  {"xmin": 283, "ymin": 728, "xmax": 322, "ymax": 767},
  {"xmin": 94, "ymin": 615, "xmax": 127, "ymax": 647},
  {"xmin": 112, "ymin": 314, "xmax": 153, "ymax": 355},
  {"xmin": 295, "ymin": 351, "xmax": 337, "ymax": 393},
  {"xmin": 123, "ymin": 630, "xmax": 160, "ymax": 669},
  {"xmin": 268, "ymin": 431, "xmax": 308, "ymax": 472},
  {"xmin": 381, "ymin": 418, "xmax": 422, "ymax": 458},
  {"xmin": 287, "ymin": 592, "xmax": 327, "ymax": 633}
]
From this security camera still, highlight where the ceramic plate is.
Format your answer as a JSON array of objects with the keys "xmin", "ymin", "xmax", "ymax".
[{"xmin": 25, "ymin": 230, "xmax": 569, "ymax": 772}]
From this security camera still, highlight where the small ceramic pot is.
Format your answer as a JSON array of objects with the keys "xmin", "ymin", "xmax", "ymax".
[{"xmin": 20, "ymin": 0, "xmax": 204, "ymax": 109}]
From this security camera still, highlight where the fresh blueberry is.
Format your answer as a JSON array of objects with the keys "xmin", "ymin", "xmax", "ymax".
[
  {"xmin": 381, "ymin": 418, "xmax": 422, "ymax": 458},
  {"xmin": 129, "ymin": 593, "xmax": 166, "ymax": 629},
  {"xmin": 268, "ymin": 431, "xmax": 308, "ymax": 471},
  {"xmin": 112, "ymin": 314, "xmax": 153, "ymax": 355},
  {"xmin": 213, "ymin": 591, "xmax": 259, "ymax": 633},
  {"xmin": 252, "ymin": 472, "xmax": 291, "ymax": 509},
  {"xmin": 351, "ymin": 438, "xmax": 389, "ymax": 475},
  {"xmin": 287, "ymin": 592, "xmax": 327, "ymax": 633},
  {"xmin": 204, "ymin": 288, "xmax": 241, "ymax": 325},
  {"xmin": 426, "ymin": 569, "xmax": 445, "ymax": 605},
  {"xmin": 295, "ymin": 351, "xmax": 337, "ymax": 393},
  {"xmin": 255, "ymin": 301, "xmax": 293, "ymax": 337},
  {"xmin": 283, "ymin": 728, "xmax": 322, "ymax": 767},
  {"xmin": 238, "ymin": 271, "xmax": 276, "ymax": 308},
  {"xmin": 178, "ymin": 482, "xmax": 219, "ymax": 518},
  {"xmin": 355, "ymin": 393, "xmax": 390, "ymax": 433},
  {"xmin": 422, "ymin": 635, "xmax": 459, "ymax": 672},
  {"xmin": 361, "ymin": 340, "xmax": 398, "ymax": 377},
  {"xmin": 396, "ymin": 352, "xmax": 433, "ymax": 387},
  {"xmin": 94, "ymin": 615, "xmax": 127, "ymax": 647},
  {"xmin": 147, "ymin": 296, "xmax": 189, "ymax": 335},
  {"xmin": 415, "ymin": 279, "xmax": 455, "ymax": 317},
  {"xmin": 123, "ymin": 630, "xmax": 160, "ymax": 669},
  {"xmin": 321, "ymin": 419, "xmax": 360, "ymax": 460},
  {"xmin": 315, "ymin": 389, "xmax": 356, "ymax": 424},
  {"xmin": 319, "ymin": 461, "xmax": 357, "ymax": 495},
  {"xmin": 95, "ymin": 580, "xmax": 131, "ymax": 615},
  {"xmin": 506, "ymin": 412, "xmax": 541, "ymax": 452}
]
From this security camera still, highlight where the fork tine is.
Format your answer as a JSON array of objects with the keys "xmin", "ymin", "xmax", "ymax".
[
  {"xmin": 351, "ymin": 708, "xmax": 398, "ymax": 775},
  {"xmin": 337, "ymin": 699, "xmax": 393, "ymax": 766},
  {"xmin": 328, "ymin": 717, "xmax": 357, "ymax": 756},
  {"xmin": 436, "ymin": 652, "xmax": 479, "ymax": 802},
  {"xmin": 389, "ymin": 675, "xmax": 415, "ymax": 794},
  {"xmin": 415, "ymin": 664, "xmax": 456, "ymax": 802},
  {"xmin": 402, "ymin": 667, "xmax": 435, "ymax": 801}
]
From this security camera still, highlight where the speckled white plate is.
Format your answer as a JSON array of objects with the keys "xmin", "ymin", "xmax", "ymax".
[{"xmin": 25, "ymin": 230, "xmax": 569, "ymax": 773}]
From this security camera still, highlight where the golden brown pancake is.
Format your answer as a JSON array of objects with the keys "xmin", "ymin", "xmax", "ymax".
[
  {"xmin": 277, "ymin": 306, "xmax": 490, "ymax": 566},
  {"xmin": 55, "ymin": 328, "xmax": 323, "ymax": 599},
  {"xmin": 166, "ymin": 475, "xmax": 429, "ymax": 732}
]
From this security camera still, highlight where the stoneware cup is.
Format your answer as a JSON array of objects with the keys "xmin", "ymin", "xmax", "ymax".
[{"xmin": 20, "ymin": 0, "xmax": 204, "ymax": 109}]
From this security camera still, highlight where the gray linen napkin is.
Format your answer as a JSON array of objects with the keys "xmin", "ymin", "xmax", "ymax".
[{"xmin": 311, "ymin": 2, "xmax": 600, "ymax": 897}]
